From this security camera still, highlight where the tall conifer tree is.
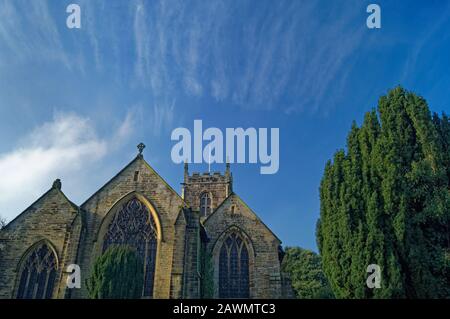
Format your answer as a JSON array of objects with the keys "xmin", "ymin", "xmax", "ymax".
[
  {"xmin": 317, "ymin": 87, "xmax": 450, "ymax": 298},
  {"xmin": 86, "ymin": 246, "xmax": 144, "ymax": 299}
]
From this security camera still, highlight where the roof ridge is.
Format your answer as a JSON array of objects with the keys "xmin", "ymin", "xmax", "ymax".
[
  {"xmin": 80, "ymin": 155, "xmax": 186, "ymax": 208},
  {"xmin": 2, "ymin": 186, "xmax": 78, "ymax": 231},
  {"xmin": 203, "ymin": 192, "xmax": 281, "ymax": 243}
]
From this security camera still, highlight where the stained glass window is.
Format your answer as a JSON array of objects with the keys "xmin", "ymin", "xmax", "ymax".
[
  {"xmin": 219, "ymin": 233, "xmax": 250, "ymax": 298},
  {"xmin": 200, "ymin": 193, "xmax": 212, "ymax": 217},
  {"xmin": 16, "ymin": 243, "xmax": 57, "ymax": 299},
  {"xmin": 102, "ymin": 198, "xmax": 158, "ymax": 297}
]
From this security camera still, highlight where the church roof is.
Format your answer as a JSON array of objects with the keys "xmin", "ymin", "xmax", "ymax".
[
  {"xmin": 2, "ymin": 181, "xmax": 79, "ymax": 231},
  {"xmin": 80, "ymin": 154, "xmax": 186, "ymax": 208}
]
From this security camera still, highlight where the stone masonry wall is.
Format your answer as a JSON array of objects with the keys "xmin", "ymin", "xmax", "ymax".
[
  {"xmin": 183, "ymin": 171, "xmax": 232, "ymax": 218},
  {"xmin": 182, "ymin": 207, "xmax": 201, "ymax": 298},
  {"xmin": 0, "ymin": 187, "xmax": 82, "ymax": 299},
  {"xmin": 203, "ymin": 193, "xmax": 283, "ymax": 298},
  {"xmin": 74, "ymin": 156, "xmax": 186, "ymax": 299}
]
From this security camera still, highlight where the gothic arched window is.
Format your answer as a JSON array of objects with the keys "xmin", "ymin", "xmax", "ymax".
[
  {"xmin": 16, "ymin": 243, "xmax": 57, "ymax": 299},
  {"xmin": 102, "ymin": 198, "xmax": 158, "ymax": 297},
  {"xmin": 219, "ymin": 233, "xmax": 250, "ymax": 298},
  {"xmin": 200, "ymin": 192, "xmax": 212, "ymax": 217}
]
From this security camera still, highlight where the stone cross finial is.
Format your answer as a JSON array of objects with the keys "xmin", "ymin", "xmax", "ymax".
[
  {"xmin": 184, "ymin": 160, "xmax": 189, "ymax": 182},
  {"xmin": 52, "ymin": 179, "xmax": 62, "ymax": 190},
  {"xmin": 225, "ymin": 156, "xmax": 230, "ymax": 177},
  {"xmin": 137, "ymin": 142, "xmax": 146, "ymax": 155}
]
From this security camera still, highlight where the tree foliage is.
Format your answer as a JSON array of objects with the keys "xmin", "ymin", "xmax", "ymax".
[
  {"xmin": 281, "ymin": 247, "xmax": 334, "ymax": 299},
  {"xmin": 200, "ymin": 244, "xmax": 215, "ymax": 298},
  {"xmin": 86, "ymin": 246, "xmax": 144, "ymax": 299},
  {"xmin": 317, "ymin": 87, "xmax": 450, "ymax": 298},
  {"xmin": 0, "ymin": 215, "xmax": 7, "ymax": 230}
]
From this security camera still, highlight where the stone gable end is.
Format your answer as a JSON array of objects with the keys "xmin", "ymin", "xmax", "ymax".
[
  {"xmin": 0, "ymin": 188, "xmax": 81, "ymax": 298},
  {"xmin": 75, "ymin": 156, "xmax": 189, "ymax": 299},
  {"xmin": 203, "ymin": 193, "xmax": 282, "ymax": 298}
]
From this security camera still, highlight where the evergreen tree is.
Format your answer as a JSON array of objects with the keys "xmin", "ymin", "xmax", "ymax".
[
  {"xmin": 317, "ymin": 87, "xmax": 450, "ymax": 298},
  {"xmin": 86, "ymin": 246, "xmax": 144, "ymax": 299},
  {"xmin": 200, "ymin": 244, "xmax": 214, "ymax": 298},
  {"xmin": 0, "ymin": 215, "xmax": 7, "ymax": 229},
  {"xmin": 281, "ymin": 247, "xmax": 334, "ymax": 299}
]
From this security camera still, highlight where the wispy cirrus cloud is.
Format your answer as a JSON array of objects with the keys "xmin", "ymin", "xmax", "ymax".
[
  {"xmin": 150, "ymin": 100, "xmax": 176, "ymax": 136},
  {"xmin": 400, "ymin": 3, "xmax": 450, "ymax": 83},
  {"xmin": 0, "ymin": 0, "xmax": 367, "ymax": 114},
  {"xmin": 0, "ymin": 0, "xmax": 76, "ymax": 69},
  {"xmin": 126, "ymin": 0, "xmax": 365, "ymax": 113}
]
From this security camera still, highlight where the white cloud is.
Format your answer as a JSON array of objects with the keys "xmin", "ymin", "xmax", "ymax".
[
  {"xmin": 211, "ymin": 79, "xmax": 228, "ymax": 101},
  {"xmin": 150, "ymin": 100, "xmax": 175, "ymax": 136},
  {"xmin": 116, "ymin": 111, "xmax": 135, "ymax": 143},
  {"xmin": 184, "ymin": 76, "xmax": 203, "ymax": 96},
  {"xmin": 0, "ymin": 112, "xmax": 134, "ymax": 221},
  {"xmin": 133, "ymin": 0, "xmax": 151, "ymax": 84}
]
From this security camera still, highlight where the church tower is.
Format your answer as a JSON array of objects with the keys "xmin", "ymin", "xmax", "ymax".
[{"xmin": 181, "ymin": 162, "xmax": 233, "ymax": 219}]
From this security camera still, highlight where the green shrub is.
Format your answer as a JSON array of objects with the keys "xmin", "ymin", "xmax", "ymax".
[{"xmin": 86, "ymin": 246, "xmax": 144, "ymax": 299}]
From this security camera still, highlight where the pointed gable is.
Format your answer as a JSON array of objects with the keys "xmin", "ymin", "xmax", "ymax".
[
  {"xmin": 80, "ymin": 155, "xmax": 186, "ymax": 222},
  {"xmin": 204, "ymin": 192, "xmax": 281, "ymax": 244},
  {"xmin": 2, "ymin": 183, "xmax": 79, "ymax": 233}
]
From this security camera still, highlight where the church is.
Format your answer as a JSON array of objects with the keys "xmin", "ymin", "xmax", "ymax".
[{"xmin": 0, "ymin": 144, "xmax": 291, "ymax": 299}]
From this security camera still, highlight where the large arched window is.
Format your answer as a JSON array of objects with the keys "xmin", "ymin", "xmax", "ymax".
[
  {"xmin": 103, "ymin": 198, "xmax": 158, "ymax": 297},
  {"xmin": 219, "ymin": 233, "xmax": 250, "ymax": 298},
  {"xmin": 16, "ymin": 242, "xmax": 57, "ymax": 299},
  {"xmin": 200, "ymin": 192, "xmax": 212, "ymax": 217}
]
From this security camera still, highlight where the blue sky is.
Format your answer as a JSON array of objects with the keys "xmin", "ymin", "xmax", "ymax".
[{"xmin": 0, "ymin": 0, "xmax": 450, "ymax": 251}]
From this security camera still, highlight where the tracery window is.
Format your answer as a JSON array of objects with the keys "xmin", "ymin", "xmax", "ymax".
[
  {"xmin": 102, "ymin": 198, "xmax": 158, "ymax": 297},
  {"xmin": 200, "ymin": 192, "xmax": 212, "ymax": 217},
  {"xmin": 219, "ymin": 233, "xmax": 250, "ymax": 298},
  {"xmin": 16, "ymin": 243, "xmax": 57, "ymax": 299}
]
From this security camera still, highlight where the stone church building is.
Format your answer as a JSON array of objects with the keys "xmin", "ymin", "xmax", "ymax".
[{"xmin": 0, "ymin": 144, "xmax": 291, "ymax": 299}]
